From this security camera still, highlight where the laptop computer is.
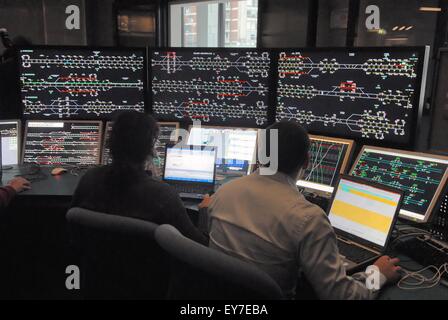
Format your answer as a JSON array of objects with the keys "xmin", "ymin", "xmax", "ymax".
[
  {"xmin": 163, "ymin": 144, "xmax": 217, "ymax": 199},
  {"xmin": 327, "ymin": 175, "xmax": 403, "ymax": 272}
]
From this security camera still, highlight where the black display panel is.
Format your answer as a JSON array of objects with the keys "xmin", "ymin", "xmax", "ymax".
[
  {"xmin": 23, "ymin": 120, "xmax": 102, "ymax": 165},
  {"xmin": 350, "ymin": 147, "xmax": 448, "ymax": 223},
  {"xmin": 19, "ymin": 47, "xmax": 146, "ymax": 119},
  {"xmin": 150, "ymin": 49, "xmax": 271, "ymax": 127},
  {"xmin": 304, "ymin": 140, "xmax": 349, "ymax": 186},
  {"xmin": 275, "ymin": 47, "xmax": 427, "ymax": 146}
]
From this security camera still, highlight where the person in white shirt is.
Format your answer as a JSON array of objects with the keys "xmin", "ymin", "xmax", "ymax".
[{"xmin": 199, "ymin": 121, "xmax": 401, "ymax": 299}]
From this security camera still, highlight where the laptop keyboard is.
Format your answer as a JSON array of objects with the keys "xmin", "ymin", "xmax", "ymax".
[
  {"xmin": 337, "ymin": 239, "xmax": 377, "ymax": 263},
  {"xmin": 173, "ymin": 185, "xmax": 210, "ymax": 198}
]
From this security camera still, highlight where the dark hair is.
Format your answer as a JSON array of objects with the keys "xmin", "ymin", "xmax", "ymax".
[
  {"xmin": 264, "ymin": 121, "xmax": 310, "ymax": 175},
  {"xmin": 109, "ymin": 111, "xmax": 159, "ymax": 166}
]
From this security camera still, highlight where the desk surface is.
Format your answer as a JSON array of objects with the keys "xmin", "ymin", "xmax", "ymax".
[
  {"xmin": 379, "ymin": 254, "xmax": 448, "ymax": 300},
  {"xmin": 1, "ymin": 165, "xmax": 83, "ymax": 197}
]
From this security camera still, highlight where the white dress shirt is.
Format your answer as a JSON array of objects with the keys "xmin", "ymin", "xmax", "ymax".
[{"xmin": 207, "ymin": 170, "xmax": 386, "ymax": 299}]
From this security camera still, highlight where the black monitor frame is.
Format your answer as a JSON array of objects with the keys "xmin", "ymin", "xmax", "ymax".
[
  {"xmin": 16, "ymin": 45, "xmax": 149, "ymax": 120},
  {"xmin": 271, "ymin": 46, "xmax": 430, "ymax": 150},
  {"xmin": 148, "ymin": 47, "xmax": 276, "ymax": 128}
]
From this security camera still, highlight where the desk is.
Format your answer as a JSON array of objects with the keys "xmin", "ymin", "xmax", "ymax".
[
  {"xmin": 1, "ymin": 165, "xmax": 83, "ymax": 198},
  {"xmin": 379, "ymin": 254, "xmax": 448, "ymax": 300}
]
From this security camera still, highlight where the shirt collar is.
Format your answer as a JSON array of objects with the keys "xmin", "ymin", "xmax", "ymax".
[{"xmin": 255, "ymin": 169, "xmax": 298, "ymax": 190}]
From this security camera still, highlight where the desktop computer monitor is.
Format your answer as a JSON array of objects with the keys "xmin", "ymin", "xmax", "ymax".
[
  {"xmin": 18, "ymin": 46, "xmax": 146, "ymax": 120},
  {"xmin": 0, "ymin": 120, "xmax": 20, "ymax": 165},
  {"xmin": 275, "ymin": 47, "xmax": 429, "ymax": 147},
  {"xmin": 150, "ymin": 49, "xmax": 271, "ymax": 127},
  {"xmin": 23, "ymin": 120, "xmax": 102, "ymax": 166},
  {"xmin": 102, "ymin": 121, "xmax": 179, "ymax": 177},
  {"xmin": 297, "ymin": 135, "xmax": 354, "ymax": 195},
  {"xmin": 350, "ymin": 146, "xmax": 448, "ymax": 223},
  {"xmin": 187, "ymin": 125, "xmax": 258, "ymax": 177}
]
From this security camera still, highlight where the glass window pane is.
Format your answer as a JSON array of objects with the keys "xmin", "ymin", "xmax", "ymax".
[
  {"xmin": 170, "ymin": 0, "xmax": 258, "ymax": 48},
  {"xmin": 355, "ymin": 0, "xmax": 438, "ymax": 48},
  {"xmin": 317, "ymin": 0, "xmax": 349, "ymax": 47}
]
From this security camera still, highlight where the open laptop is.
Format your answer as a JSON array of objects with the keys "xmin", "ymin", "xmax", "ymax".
[
  {"xmin": 163, "ymin": 144, "xmax": 217, "ymax": 199},
  {"xmin": 327, "ymin": 175, "xmax": 403, "ymax": 272}
]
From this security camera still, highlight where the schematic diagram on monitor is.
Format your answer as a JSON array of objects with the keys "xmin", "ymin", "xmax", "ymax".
[
  {"xmin": 19, "ymin": 48, "xmax": 146, "ymax": 119},
  {"xmin": 151, "ymin": 50, "xmax": 271, "ymax": 127},
  {"xmin": 0, "ymin": 121, "xmax": 20, "ymax": 165},
  {"xmin": 23, "ymin": 121, "xmax": 102, "ymax": 165},
  {"xmin": 303, "ymin": 139, "xmax": 349, "ymax": 187},
  {"xmin": 351, "ymin": 148, "xmax": 448, "ymax": 219},
  {"xmin": 276, "ymin": 49, "xmax": 426, "ymax": 144}
]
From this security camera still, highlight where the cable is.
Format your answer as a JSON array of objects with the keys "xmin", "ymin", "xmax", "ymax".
[{"xmin": 397, "ymin": 263, "xmax": 448, "ymax": 290}]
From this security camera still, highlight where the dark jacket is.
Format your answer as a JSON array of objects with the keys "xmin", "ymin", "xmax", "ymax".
[{"xmin": 71, "ymin": 165, "xmax": 206, "ymax": 245}]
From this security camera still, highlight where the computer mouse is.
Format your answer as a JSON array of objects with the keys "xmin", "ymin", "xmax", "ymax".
[{"xmin": 51, "ymin": 167, "xmax": 67, "ymax": 176}]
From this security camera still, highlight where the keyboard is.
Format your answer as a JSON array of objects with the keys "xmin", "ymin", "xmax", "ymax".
[
  {"xmin": 173, "ymin": 184, "xmax": 211, "ymax": 199},
  {"xmin": 337, "ymin": 239, "xmax": 377, "ymax": 263}
]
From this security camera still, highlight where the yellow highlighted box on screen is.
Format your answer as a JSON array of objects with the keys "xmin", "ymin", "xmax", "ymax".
[
  {"xmin": 331, "ymin": 200, "xmax": 393, "ymax": 233},
  {"xmin": 340, "ymin": 186, "xmax": 398, "ymax": 207}
]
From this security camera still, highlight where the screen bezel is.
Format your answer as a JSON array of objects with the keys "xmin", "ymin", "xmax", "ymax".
[
  {"xmin": 0, "ymin": 119, "xmax": 21, "ymax": 166},
  {"xmin": 297, "ymin": 134, "xmax": 355, "ymax": 194},
  {"xmin": 186, "ymin": 124, "xmax": 259, "ymax": 175},
  {"xmin": 272, "ymin": 46, "xmax": 429, "ymax": 149},
  {"xmin": 162, "ymin": 143, "xmax": 217, "ymax": 187},
  {"xmin": 327, "ymin": 174, "xmax": 404, "ymax": 252},
  {"xmin": 349, "ymin": 145, "xmax": 448, "ymax": 223},
  {"xmin": 16, "ymin": 45, "xmax": 149, "ymax": 120},
  {"xmin": 148, "ymin": 47, "xmax": 275, "ymax": 128},
  {"xmin": 22, "ymin": 120, "xmax": 103, "ymax": 166}
]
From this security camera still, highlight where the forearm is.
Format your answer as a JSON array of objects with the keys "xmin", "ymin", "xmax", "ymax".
[{"xmin": 0, "ymin": 186, "xmax": 16, "ymax": 207}]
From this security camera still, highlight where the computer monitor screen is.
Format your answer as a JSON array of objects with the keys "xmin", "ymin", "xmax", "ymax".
[
  {"xmin": 328, "ymin": 176, "xmax": 402, "ymax": 247},
  {"xmin": 164, "ymin": 146, "xmax": 216, "ymax": 184},
  {"xmin": 276, "ymin": 47, "xmax": 428, "ymax": 146},
  {"xmin": 19, "ymin": 47, "xmax": 146, "ymax": 119},
  {"xmin": 297, "ymin": 135, "xmax": 354, "ymax": 194},
  {"xmin": 0, "ymin": 120, "xmax": 20, "ymax": 165},
  {"xmin": 23, "ymin": 120, "xmax": 102, "ymax": 165},
  {"xmin": 187, "ymin": 126, "xmax": 257, "ymax": 176},
  {"xmin": 151, "ymin": 49, "xmax": 271, "ymax": 127},
  {"xmin": 350, "ymin": 146, "xmax": 448, "ymax": 223},
  {"xmin": 101, "ymin": 122, "xmax": 179, "ymax": 176}
]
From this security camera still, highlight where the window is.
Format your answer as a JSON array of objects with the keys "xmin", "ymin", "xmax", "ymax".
[{"xmin": 170, "ymin": 0, "xmax": 258, "ymax": 47}]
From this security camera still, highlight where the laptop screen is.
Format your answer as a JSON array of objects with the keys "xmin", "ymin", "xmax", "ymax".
[
  {"xmin": 164, "ymin": 146, "xmax": 216, "ymax": 184},
  {"xmin": 328, "ymin": 176, "xmax": 402, "ymax": 247}
]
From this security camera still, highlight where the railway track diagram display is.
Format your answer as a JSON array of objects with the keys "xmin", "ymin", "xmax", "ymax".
[
  {"xmin": 276, "ymin": 48, "xmax": 427, "ymax": 145},
  {"xmin": 297, "ymin": 135, "xmax": 354, "ymax": 193},
  {"xmin": 23, "ymin": 120, "xmax": 102, "ymax": 165},
  {"xmin": 19, "ymin": 47, "xmax": 146, "ymax": 119},
  {"xmin": 350, "ymin": 146, "xmax": 448, "ymax": 222},
  {"xmin": 151, "ymin": 50, "xmax": 271, "ymax": 127}
]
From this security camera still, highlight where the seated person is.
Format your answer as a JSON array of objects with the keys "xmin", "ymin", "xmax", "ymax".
[
  {"xmin": 0, "ymin": 177, "xmax": 31, "ymax": 207},
  {"xmin": 71, "ymin": 111, "xmax": 206, "ymax": 245},
  {"xmin": 199, "ymin": 121, "xmax": 401, "ymax": 299}
]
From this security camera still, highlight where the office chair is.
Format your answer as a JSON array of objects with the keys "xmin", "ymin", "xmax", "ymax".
[
  {"xmin": 66, "ymin": 207, "xmax": 169, "ymax": 299},
  {"xmin": 155, "ymin": 224, "xmax": 284, "ymax": 300}
]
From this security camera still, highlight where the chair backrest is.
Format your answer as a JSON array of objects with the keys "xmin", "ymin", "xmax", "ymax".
[
  {"xmin": 155, "ymin": 224, "xmax": 284, "ymax": 300},
  {"xmin": 66, "ymin": 207, "xmax": 169, "ymax": 299}
]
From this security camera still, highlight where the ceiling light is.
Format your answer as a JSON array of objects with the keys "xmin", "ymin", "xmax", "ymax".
[
  {"xmin": 405, "ymin": 26, "xmax": 413, "ymax": 30},
  {"xmin": 419, "ymin": 7, "xmax": 442, "ymax": 12}
]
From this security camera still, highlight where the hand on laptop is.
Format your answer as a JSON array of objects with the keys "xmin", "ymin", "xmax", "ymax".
[
  {"xmin": 199, "ymin": 194, "xmax": 213, "ymax": 209},
  {"xmin": 8, "ymin": 177, "xmax": 31, "ymax": 193},
  {"xmin": 374, "ymin": 255, "xmax": 402, "ymax": 283}
]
